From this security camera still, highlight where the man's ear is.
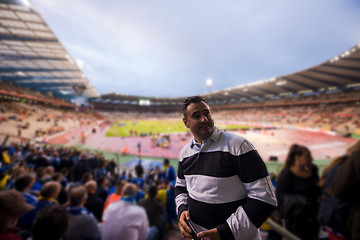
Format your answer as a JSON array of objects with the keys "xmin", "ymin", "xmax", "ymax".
[{"xmin": 183, "ymin": 117, "xmax": 188, "ymax": 128}]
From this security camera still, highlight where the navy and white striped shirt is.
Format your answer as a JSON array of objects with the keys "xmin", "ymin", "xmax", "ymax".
[{"xmin": 175, "ymin": 127, "xmax": 277, "ymax": 240}]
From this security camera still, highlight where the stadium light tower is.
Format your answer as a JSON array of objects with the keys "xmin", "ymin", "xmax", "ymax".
[{"xmin": 206, "ymin": 78, "xmax": 213, "ymax": 92}]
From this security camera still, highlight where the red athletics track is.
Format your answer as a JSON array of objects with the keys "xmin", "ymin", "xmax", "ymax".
[{"xmin": 49, "ymin": 127, "xmax": 357, "ymax": 161}]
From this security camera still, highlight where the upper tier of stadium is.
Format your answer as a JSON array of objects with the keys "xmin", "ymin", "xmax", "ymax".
[{"xmin": 0, "ymin": 0, "xmax": 359, "ymax": 109}]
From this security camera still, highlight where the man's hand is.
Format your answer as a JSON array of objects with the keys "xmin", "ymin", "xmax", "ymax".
[
  {"xmin": 178, "ymin": 210, "xmax": 193, "ymax": 239},
  {"xmin": 197, "ymin": 228, "xmax": 221, "ymax": 240}
]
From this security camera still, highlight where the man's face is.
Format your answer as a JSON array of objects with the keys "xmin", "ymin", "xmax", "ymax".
[{"xmin": 183, "ymin": 101, "xmax": 214, "ymax": 143}]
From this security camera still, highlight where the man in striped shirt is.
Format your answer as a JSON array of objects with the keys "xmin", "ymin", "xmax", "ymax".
[{"xmin": 175, "ymin": 96, "xmax": 277, "ymax": 240}]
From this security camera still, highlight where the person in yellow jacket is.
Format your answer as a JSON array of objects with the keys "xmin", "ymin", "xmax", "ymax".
[
  {"xmin": 0, "ymin": 167, "xmax": 9, "ymax": 191},
  {"xmin": 1, "ymin": 147, "xmax": 11, "ymax": 165}
]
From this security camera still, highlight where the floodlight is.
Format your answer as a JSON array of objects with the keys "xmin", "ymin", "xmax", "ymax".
[{"xmin": 21, "ymin": 0, "xmax": 31, "ymax": 7}]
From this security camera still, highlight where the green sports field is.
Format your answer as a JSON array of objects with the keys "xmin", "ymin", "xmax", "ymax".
[
  {"xmin": 105, "ymin": 119, "xmax": 253, "ymax": 137},
  {"xmin": 106, "ymin": 120, "xmax": 187, "ymax": 137}
]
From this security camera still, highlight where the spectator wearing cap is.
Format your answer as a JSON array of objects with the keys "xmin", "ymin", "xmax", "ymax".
[
  {"xmin": 0, "ymin": 190, "xmax": 34, "ymax": 240},
  {"xmin": 65, "ymin": 186, "xmax": 101, "ymax": 240},
  {"xmin": 32, "ymin": 205, "xmax": 69, "ymax": 240},
  {"xmin": 14, "ymin": 174, "xmax": 37, "ymax": 206}
]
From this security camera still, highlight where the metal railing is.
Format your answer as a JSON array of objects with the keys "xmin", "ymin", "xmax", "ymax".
[{"xmin": 265, "ymin": 218, "xmax": 301, "ymax": 240}]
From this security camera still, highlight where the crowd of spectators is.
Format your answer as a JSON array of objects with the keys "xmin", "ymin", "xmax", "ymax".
[
  {"xmin": 0, "ymin": 80, "xmax": 73, "ymax": 107},
  {"xmin": 0, "ymin": 101, "xmax": 106, "ymax": 144},
  {"xmin": 0, "ymin": 140, "xmax": 178, "ymax": 240},
  {"xmin": 213, "ymin": 102, "xmax": 358, "ymax": 136},
  {"xmin": 1, "ymin": 138, "xmax": 359, "ymax": 239},
  {"xmin": 1, "ymin": 85, "xmax": 360, "ymax": 239}
]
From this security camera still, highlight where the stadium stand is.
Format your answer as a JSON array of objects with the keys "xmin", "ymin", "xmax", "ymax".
[{"xmin": 1, "ymin": 0, "xmax": 360, "ymax": 239}]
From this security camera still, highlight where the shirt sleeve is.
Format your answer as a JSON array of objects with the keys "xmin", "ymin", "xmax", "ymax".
[{"xmin": 219, "ymin": 140, "xmax": 277, "ymax": 240}]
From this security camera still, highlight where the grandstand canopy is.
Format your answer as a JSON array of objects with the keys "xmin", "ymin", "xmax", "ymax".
[
  {"xmin": 93, "ymin": 43, "xmax": 360, "ymax": 107},
  {"xmin": 0, "ymin": 0, "xmax": 99, "ymax": 100}
]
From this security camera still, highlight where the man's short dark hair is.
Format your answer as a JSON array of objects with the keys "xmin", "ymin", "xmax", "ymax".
[
  {"xmin": 82, "ymin": 172, "xmax": 93, "ymax": 183},
  {"xmin": 183, "ymin": 96, "xmax": 207, "ymax": 117},
  {"xmin": 147, "ymin": 185, "xmax": 158, "ymax": 199},
  {"xmin": 96, "ymin": 176, "xmax": 106, "ymax": 185},
  {"xmin": 32, "ymin": 205, "xmax": 68, "ymax": 240},
  {"xmin": 15, "ymin": 174, "xmax": 34, "ymax": 192},
  {"xmin": 52, "ymin": 173, "xmax": 62, "ymax": 182}
]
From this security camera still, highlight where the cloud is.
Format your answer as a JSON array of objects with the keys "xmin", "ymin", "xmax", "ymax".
[{"xmin": 32, "ymin": 0, "xmax": 360, "ymax": 97}]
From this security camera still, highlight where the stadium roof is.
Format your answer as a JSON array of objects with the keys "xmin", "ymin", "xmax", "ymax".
[
  {"xmin": 0, "ymin": 0, "xmax": 99, "ymax": 100},
  {"xmin": 94, "ymin": 43, "xmax": 360, "ymax": 106}
]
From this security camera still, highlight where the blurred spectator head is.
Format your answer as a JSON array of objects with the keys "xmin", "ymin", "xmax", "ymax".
[
  {"xmin": 32, "ymin": 205, "xmax": 68, "ymax": 240},
  {"xmin": 346, "ymin": 140, "xmax": 360, "ymax": 156},
  {"xmin": 85, "ymin": 180, "xmax": 97, "ymax": 194},
  {"xmin": 52, "ymin": 173, "xmax": 62, "ymax": 182},
  {"xmin": 40, "ymin": 181, "xmax": 61, "ymax": 199},
  {"xmin": 284, "ymin": 144, "xmax": 312, "ymax": 168},
  {"xmin": 82, "ymin": 172, "xmax": 93, "ymax": 183},
  {"xmin": 115, "ymin": 179, "xmax": 126, "ymax": 195},
  {"xmin": 147, "ymin": 184, "xmax": 158, "ymax": 199},
  {"xmin": 15, "ymin": 174, "xmax": 35, "ymax": 192},
  {"xmin": 122, "ymin": 183, "xmax": 137, "ymax": 197},
  {"xmin": 0, "ymin": 190, "xmax": 34, "ymax": 232},
  {"xmin": 163, "ymin": 158, "xmax": 170, "ymax": 166},
  {"xmin": 45, "ymin": 166, "xmax": 55, "ymax": 175},
  {"xmin": 69, "ymin": 186, "xmax": 88, "ymax": 206}
]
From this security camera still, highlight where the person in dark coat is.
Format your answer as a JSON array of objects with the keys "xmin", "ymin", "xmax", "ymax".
[
  {"xmin": 70, "ymin": 155, "xmax": 91, "ymax": 182},
  {"xmin": 276, "ymin": 144, "xmax": 321, "ymax": 240},
  {"xmin": 84, "ymin": 180, "xmax": 104, "ymax": 222},
  {"xmin": 332, "ymin": 149, "xmax": 360, "ymax": 240}
]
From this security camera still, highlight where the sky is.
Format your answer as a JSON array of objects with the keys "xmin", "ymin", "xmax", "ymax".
[{"xmin": 31, "ymin": 0, "xmax": 360, "ymax": 98}]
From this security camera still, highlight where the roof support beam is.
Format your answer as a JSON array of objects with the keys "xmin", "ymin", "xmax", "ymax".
[
  {"xmin": 0, "ymin": 67, "xmax": 79, "ymax": 73},
  {"xmin": 296, "ymin": 72, "xmax": 343, "ymax": 88},
  {"xmin": 0, "ymin": 55, "xmax": 67, "ymax": 61}
]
